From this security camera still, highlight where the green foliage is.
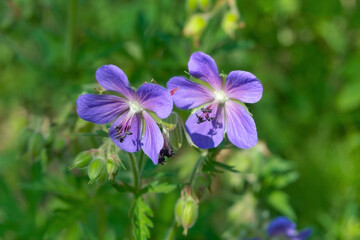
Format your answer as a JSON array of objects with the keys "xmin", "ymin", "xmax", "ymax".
[{"xmin": 133, "ymin": 197, "xmax": 154, "ymax": 240}]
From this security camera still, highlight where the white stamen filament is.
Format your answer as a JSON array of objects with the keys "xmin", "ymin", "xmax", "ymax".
[
  {"xmin": 128, "ymin": 101, "xmax": 143, "ymax": 114},
  {"xmin": 214, "ymin": 90, "xmax": 228, "ymax": 103}
]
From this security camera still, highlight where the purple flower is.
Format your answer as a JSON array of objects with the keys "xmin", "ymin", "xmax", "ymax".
[
  {"xmin": 76, "ymin": 65, "xmax": 173, "ymax": 164},
  {"xmin": 267, "ymin": 217, "xmax": 312, "ymax": 240},
  {"xmin": 167, "ymin": 52, "xmax": 262, "ymax": 149}
]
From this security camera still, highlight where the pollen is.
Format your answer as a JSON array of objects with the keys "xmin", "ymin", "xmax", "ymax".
[
  {"xmin": 213, "ymin": 91, "xmax": 227, "ymax": 103},
  {"xmin": 128, "ymin": 101, "xmax": 143, "ymax": 114}
]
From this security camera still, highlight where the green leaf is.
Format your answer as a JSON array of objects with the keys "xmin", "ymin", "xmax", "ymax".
[
  {"xmin": 133, "ymin": 197, "xmax": 153, "ymax": 240},
  {"xmin": 267, "ymin": 191, "xmax": 296, "ymax": 220},
  {"xmin": 141, "ymin": 181, "xmax": 177, "ymax": 194},
  {"xmin": 202, "ymin": 158, "xmax": 239, "ymax": 174}
]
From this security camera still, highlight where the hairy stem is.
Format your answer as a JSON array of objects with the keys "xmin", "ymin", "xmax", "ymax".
[
  {"xmin": 129, "ymin": 152, "xmax": 140, "ymax": 192},
  {"xmin": 189, "ymin": 155, "xmax": 205, "ymax": 185}
]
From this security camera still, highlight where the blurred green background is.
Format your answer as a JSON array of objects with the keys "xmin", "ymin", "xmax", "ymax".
[{"xmin": 0, "ymin": 0, "xmax": 359, "ymax": 239}]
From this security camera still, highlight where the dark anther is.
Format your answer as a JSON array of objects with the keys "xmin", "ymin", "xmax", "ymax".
[
  {"xmin": 201, "ymin": 108, "xmax": 212, "ymax": 113},
  {"xmin": 196, "ymin": 114, "xmax": 205, "ymax": 124},
  {"xmin": 114, "ymin": 124, "xmax": 132, "ymax": 142},
  {"xmin": 158, "ymin": 147, "xmax": 175, "ymax": 165},
  {"xmin": 158, "ymin": 157, "xmax": 167, "ymax": 165}
]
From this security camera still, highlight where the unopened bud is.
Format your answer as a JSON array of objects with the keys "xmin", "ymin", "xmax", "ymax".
[
  {"xmin": 197, "ymin": 0, "xmax": 210, "ymax": 10},
  {"xmin": 181, "ymin": 195, "xmax": 198, "ymax": 235},
  {"xmin": 28, "ymin": 132, "xmax": 45, "ymax": 159},
  {"xmin": 88, "ymin": 157, "xmax": 105, "ymax": 184},
  {"xmin": 174, "ymin": 192, "xmax": 199, "ymax": 235},
  {"xmin": 187, "ymin": 0, "xmax": 197, "ymax": 11},
  {"xmin": 222, "ymin": 11, "xmax": 239, "ymax": 37},
  {"xmin": 106, "ymin": 158, "xmax": 119, "ymax": 181},
  {"xmin": 161, "ymin": 112, "xmax": 178, "ymax": 131},
  {"xmin": 183, "ymin": 14, "xmax": 207, "ymax": 38},
  {"xmin": 169, "ymin": 121, "xmax": 183, "ymax": 151},
  {"xmin": 175, "ymin": 197, "xmax": 186, "ymax": 226},
  {"xmin": 69, "ymin": 151, "xmax": 93, "ymax": 170}
]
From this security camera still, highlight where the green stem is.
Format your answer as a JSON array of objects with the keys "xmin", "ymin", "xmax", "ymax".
[
  {"xmin": 129, "ymin": 152, "xmax": 140, "ymax": 192},
  {"xmin": 189, "ymin": 155, "xmax": 204, "ymax": 185},
  {"xmin": 97, "ymin": 200, "xmax": 106, "ymax": 240},
  {"xmin": 138, "ymin": 150, "xmax": 145, "ymax": 174},
  {"xmin": 164, "ymin": 220, "xmax": 178, "ymax": 240},
  {"xmin": 65, "ymin": 0, "xmax": 77, "ymax": 68}
]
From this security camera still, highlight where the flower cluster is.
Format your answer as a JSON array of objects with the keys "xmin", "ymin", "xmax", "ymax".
[{"xmin": 76, "ymin": 52, "xmax": 262, "ymax": 164}]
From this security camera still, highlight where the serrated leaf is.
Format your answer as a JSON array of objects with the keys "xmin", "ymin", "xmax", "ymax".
[{"xmin": 133, "ymin": 197, "xmax": 153, "ymax": 240}]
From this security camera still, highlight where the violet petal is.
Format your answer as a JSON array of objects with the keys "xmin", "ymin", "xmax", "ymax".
[
  {"xmin": 225, "ymin": 100, "xmax": 258, "ymax": 149},
  {"xmin": 167, "ymin": 76, "xmax": 214, "ymax": 110},
  {"xmin": 141, "ymin": 111, "xmax": 164, "ymax": 164},
  {"xmin": 293, "ymin": 228, "xmax": 312, "ymax": 240},
  {"xmin": 76, "ymin": 94, "xmax": 129, "ymax": 124},
  {"xmin": 188, "ymin": 52, "xmax": 223, "ymax": 90},
  {"xmin": 267, "ymin": 217, "xmax": 296, "ymax": 236},
  {"xmin": 136, "ymin": 83, "xmax": 173, "ymax": 119},
  {"xmin": 96, "ymin": 65, "xmax": 136, "ymax": 99},
  {"xmin": 224, "ymin": 70, "xmax": 263, "ymax": 104}
]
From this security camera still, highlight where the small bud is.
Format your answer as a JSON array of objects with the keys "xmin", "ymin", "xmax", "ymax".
[
  {"xmin": 186, "ymin": 0, "xmax": 197, "ymax": 11},
  {"xmin": 161, "ymin": 112, "xmax": 179, "ymax": 131},
  {"xmin": 181, "ymin": 195, "xmax": 198, "ymax": 235},
  {"xmin": 69, "ymin": 151, "xmax": 93, "ymax": 170},
  {"xmin": 87, "ymin": 157, "xmax": 105, "ymax": 184},
  {"xmin": 106, "ymin": 158, "xmax": 120, "ymax": 181},
  {"xmin": 174, "ymin": 191, "xmax": 199, "ymax": 236},
  {"xmin": 183, "ymin": 14, "xmax": 207, "ymax": 38},
  {"xmin": 28, "ymin": 132, "xmax": 45, "ymax": 159},
  {"xmin": 97, "ymin": 167, "xmax": 108, "ymax": 183},
  {"xmin": 169, "ymin": 121, "xmax": 184, "ymax": 151},
  {"xmin": 197, "ymin": 0, "xmax": 210, "ymax": 11},
  {"xmin": 222, "ymin": 11, "xmax": 239, "ymax": 37},
  {"xmin": 175, "ymin": 197, "xmax": 186, "ymax": 226}
]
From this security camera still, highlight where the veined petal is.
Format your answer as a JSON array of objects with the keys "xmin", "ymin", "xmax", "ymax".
[
  {"xmin": 225, "ymin": 100, "xmax": 258, "ymax": 149},
  {"xmin": 141, "ymin": 111, "xmax": 164, "ymax": 164},
  {"xmin": 109, "ymin": 112, "xmax": 142, "ymax": 152},
  {"xmin": 188, "ymin": 51, "xmax": 223, "ymax": 90},
  {"xmin": 185, "ymin": 103, "xmax": 225, "ymax": 149},
  {"xmin": 96, "ymin": 65, "xmax": 136, "ymax": 99},
  {"xmin": 266, "ymin": 217, "xmax": 296, "ymax": 236},
  {"xmin": 136, "ymin": 83, "xmax": 173, "ymax": 119},
  {"xmin": 224, "ymin": 70, "xmax": 263, "ymax": 103},
  {"xmin": 167, "ymin": 76, "xmax": 214, "ymax": 110},
  {"xmin": 76, "ymin": 94, "xmax": 129, "ymax": 124}
]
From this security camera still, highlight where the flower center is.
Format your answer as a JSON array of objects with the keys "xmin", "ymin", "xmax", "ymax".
[
  {"xmin": 214, "ymin": 91, "xmax": 227, "ymax": 103},
  {"xmin": 128, "ymin": 101, "xmax": 143, "ymax": 114}
]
